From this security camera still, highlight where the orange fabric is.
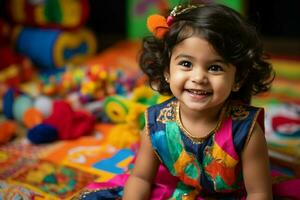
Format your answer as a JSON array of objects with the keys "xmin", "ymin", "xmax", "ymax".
[
  {"xmin": 204, "ymin": 159, "xmax": 237, "ymax": 186},
  {"xmin": 173, "ymin": 150, "xmax": 200, "ymax": 188}
]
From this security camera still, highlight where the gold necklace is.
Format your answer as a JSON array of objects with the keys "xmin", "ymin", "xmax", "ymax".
[{"xmin": 175, "ymin": 101, "xmax": 228, "ymax": 143}]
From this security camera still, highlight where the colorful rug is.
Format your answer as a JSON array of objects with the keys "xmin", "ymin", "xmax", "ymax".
[{"xmin": 0, "ymin": 126, "xmax": 135, "ymax": 199}]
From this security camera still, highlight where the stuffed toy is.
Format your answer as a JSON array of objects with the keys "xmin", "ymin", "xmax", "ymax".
[
  {"xmin": 13, "ymin": 26, "xmax": 97, "ymax": 69},
  {"xmin": 27, "ymin": 100, "xmax": 95, "ymax": 144},
  {"xmin": 102, "ymin": 85, "xmax": 171, "ymax": 148}
]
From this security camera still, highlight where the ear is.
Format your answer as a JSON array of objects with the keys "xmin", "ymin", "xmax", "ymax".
[
  {"xmin": 232, "ymin": 82, "xmax": 241, "ymax": 92},
  {"xmin": 164, "ymin": 71, "xmax": 170, "ymax": 83}
]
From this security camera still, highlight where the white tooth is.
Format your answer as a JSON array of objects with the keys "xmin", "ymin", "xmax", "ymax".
[{"xmin": 189, "ymin": 89, "xmax": 208, "ymax": 95}]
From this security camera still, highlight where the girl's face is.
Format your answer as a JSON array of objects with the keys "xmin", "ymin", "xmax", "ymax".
[{"xmin": 167, "ymin": 36, "xmax": 237, "ymax": 114}]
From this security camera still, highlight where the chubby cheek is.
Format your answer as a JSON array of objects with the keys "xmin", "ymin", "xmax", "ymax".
[
  {"xmin": 219, "ymin": 87, "xmax": 232, "ymax": 99},
  {"xmin": 214, "ymin": 81, "xmax": 234, "ymax": 99},
  {"xmin": 168, "ymin": 77, "xmax": 184, "ymax": 98},
  {"xmin": 169, "ymin": 73, "xmax": 186, "ymax": 88}
]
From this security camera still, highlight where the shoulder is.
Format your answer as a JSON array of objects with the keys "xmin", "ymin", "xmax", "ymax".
[
  {"xmin": 145, "ymin": 97, "xmax": 177, "ymax": 135},
  {"xmin": 226, "ymin": 101, "xmax": 265, "ymax": 153},
  {"xmin": 228, "ymin": 101, "xmax": 263, "ymax": 118},
  {"xmin": 227, "ymin": 100, "xmax": 264, "ymax": 128},
  {"xmin": 146, "ymin": 97, "xmax": 177, "ymax": 121},
  {"xmin": 147, "ymin": 97, "xmax": 176, "ymax": 111}
]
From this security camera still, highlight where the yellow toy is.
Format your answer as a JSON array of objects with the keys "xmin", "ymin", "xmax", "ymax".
[{"xmin": 103, "ymin": 85, "xmax": 171, "ymax": 148}]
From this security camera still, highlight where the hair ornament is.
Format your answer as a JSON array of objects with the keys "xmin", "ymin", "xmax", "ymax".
[
  {"xmin": 166, "ymin": 5, "xmax": 199, "ymax": 27},
  {"xmin": 169, "ymin": 4, "xmax": 199, "ymax": 17},
  {"xmin": 147, "ymin": 14, "xmax": 169, "ymax": 39},
  {"xmin": 147, "ymin": 3, "xmax": 204, "ymax": 39}
]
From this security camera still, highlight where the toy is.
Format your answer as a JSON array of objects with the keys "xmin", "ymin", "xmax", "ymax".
[
  {"xmin": 103, "ymin": 85, "xmax": 170, "ymax": 126},
  {"xmin": 6, "ymin": 0, "xmax": 90, "ymax": 30},
  {"xmin": 38, "ymin": 64, "xmax": 143, "ymax": 103},
  {"xmin": 13, "ymin": 26, "xmax": 97, "ymax": 69},
  {"xmin": 2, "ymin": 88, "xmax": 51, "ymax": 130},
  {"xmin": 23, "ymin": 107, "xmax": 44, "ymax": 129},
  {"xmin": 33, "ymin": 95, "xmax": 53, "ymax": 118},
  {"xmin": 27, "ymin": 100, "xmax": 95, "ymax": 144},
  {"xmin": 13, "ymin": 94, "xmax": 33, "ymax": 122},
  {"xmin": 2, "ymin": 87, "xmax": 22, "ymax": 120},
  {"xmin": 102, "ymin": 85, "xmax": 171, "ymax": 148}
]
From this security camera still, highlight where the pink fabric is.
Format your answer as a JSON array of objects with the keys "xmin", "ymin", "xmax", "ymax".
[
  {"xmin": 86, "ymin": 164, "xmax": 179, "ymax": 200},
  {"xmin": 86, "ymin": 174, "xmax": 129, "ymax": 189},
  {"xmin": 214, "ymin": 118, "xmax": 238, "ymax": 160},
  {"xmin": 273, "ymin": 178, "xmax": 300, "ymax": 199},
  {"xmin": 271, "ymin": 171, "xmax": 300, "ymax": 199},
  {"xmin": 150, "ymin": 165, "xmax": 179, "ymax": 200}
]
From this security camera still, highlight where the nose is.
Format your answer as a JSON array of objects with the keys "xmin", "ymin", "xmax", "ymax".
[{"xmin": 191, "ymin": 68, "xmax": 208, "ymax": 84}]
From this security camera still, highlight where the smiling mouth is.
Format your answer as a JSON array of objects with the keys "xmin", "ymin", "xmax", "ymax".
[{"xmin": 186, "ymin": 89, "xmax": 212, "ymax": 95}]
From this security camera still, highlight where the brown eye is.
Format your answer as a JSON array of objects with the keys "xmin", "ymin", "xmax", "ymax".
[
  {"xmin": 178, "ymin": 60, "xmax": 192, "ymax": 69},
  {"xmin": 208, "ymin": 64, "xmax": 223, "ymax": 72}
]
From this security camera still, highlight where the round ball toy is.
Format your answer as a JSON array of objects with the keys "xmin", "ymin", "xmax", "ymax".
[
  {"xmin": 33, "ymin": 95, "xmax": 53, "ymax": 117},
  {"xmin": 12, "ymin": 94, "xmax": 33, "ymax": 122},
  {"xmin": 2, "ymin": 88, "xmax": 20, "ymax": 119},
  {"xmin": 23, "ymin": 107, "xmax": 44, "ymax": 129},
  {"xmin": 27, "ymin": 124, "xmax": 58, "ymax": 144}
]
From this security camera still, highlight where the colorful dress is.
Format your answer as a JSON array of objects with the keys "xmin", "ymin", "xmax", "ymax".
[
  {"xmin": 74, "ymin": 98, "xmax": 300, "ymax": 200},
  {"xmin": 146, "ymin": 97, "xmax": 261, "ymax": 199}
]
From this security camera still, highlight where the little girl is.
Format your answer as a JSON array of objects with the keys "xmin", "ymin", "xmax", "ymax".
[
  {"xmin": 75, "ymin": 2, "xmax": 300, "ymax": 200},
  {"xmin": 123, "ymin": 2, "xmax": 275, "ymax": 199}
]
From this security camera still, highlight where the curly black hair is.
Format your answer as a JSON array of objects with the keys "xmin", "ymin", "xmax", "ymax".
[{"xmin": 139, "ymin": 3, "xmax": 275, "ymax": 104}]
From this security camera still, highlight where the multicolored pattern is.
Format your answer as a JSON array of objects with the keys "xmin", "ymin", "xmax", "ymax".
[
  {"xmin": 0, "ymin": 181, "xmax": 42, "ymax": 200},
  {"xmin": 9, "ymin": 159, "xmax": 98, "ymax": 199},
  {"xmin": 147, "ymin": 98, "xmax": 263, "ymax": 199}
]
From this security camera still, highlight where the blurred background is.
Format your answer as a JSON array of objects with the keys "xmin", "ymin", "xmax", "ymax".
[
  {"xmin": 0, "ymin": 0, "xmax": 299, "ymax": 199},
  {"xmin": 86, "ymin": 0, "xmax": 300, "ymax": 55},
  {"xmin": 1, "ymin": 0, "xmax": 299, "ymax": 54}
]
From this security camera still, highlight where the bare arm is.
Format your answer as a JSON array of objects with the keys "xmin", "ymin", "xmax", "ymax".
[
  {"xmin": 123, "ymin": 130, "xmax": 160, "ymax": 200},
  {"xmin": 242, "ymin": 122, "xmax": 273, "ymax": 200}
]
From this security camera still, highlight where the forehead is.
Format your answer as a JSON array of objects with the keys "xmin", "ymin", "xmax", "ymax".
[{"xmin": 171, "ymin": 36, "xmax": 221, "ymax": 60}]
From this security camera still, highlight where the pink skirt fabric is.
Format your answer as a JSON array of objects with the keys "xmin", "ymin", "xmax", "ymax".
[
  {"xmin": 86, "ymin": 164, "xmax": 179, "ymax": 199},
  {"xmin": 83, "ymin": 166, "xmax": 300, "ymax": 199}
]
